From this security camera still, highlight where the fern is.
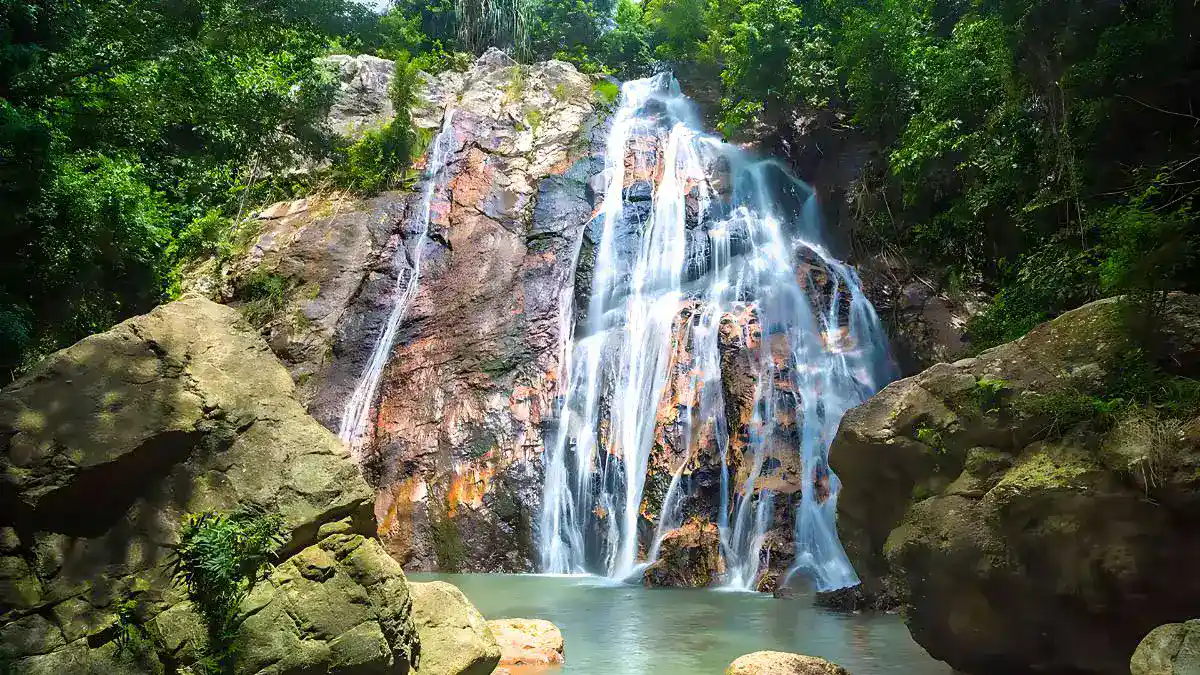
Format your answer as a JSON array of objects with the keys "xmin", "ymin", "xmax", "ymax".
[{"xmin": 169, "ymin": 508, "xmax": 285, "ymax": 674}]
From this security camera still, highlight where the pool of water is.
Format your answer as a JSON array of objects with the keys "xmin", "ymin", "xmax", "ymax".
[{"xmin": 409, "ymin": 573, "xmax": 951, "ymax": 675}]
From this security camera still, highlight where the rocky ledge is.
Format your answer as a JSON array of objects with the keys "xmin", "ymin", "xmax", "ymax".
[{"xmin": 829, "ymin": 295, "xmax": 1200, "ymax": 674}]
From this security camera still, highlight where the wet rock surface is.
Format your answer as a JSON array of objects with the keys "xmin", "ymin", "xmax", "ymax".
[
  {"xmin": 486, "ymin": 618, "xmax": 565, "ymax": 668},
  {"xmin": 643, "ymin": 520, "xmax": 724, "ymax": 588},
  {"xmin": 726, "ymin": 650, "xmax": 851, "ymax": 675},
  {"xmin": 321, "ymin": 52, "xmax": 603, "ymax": 572},
  {"xmin": 830, "ymin": 295, "xmax": 1200, "ymax": 674}
]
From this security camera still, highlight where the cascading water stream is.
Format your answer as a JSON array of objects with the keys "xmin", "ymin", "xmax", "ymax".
[
  {"xmin": 338, "ymin": 112, "xmax": 457, "ymax": 457},
  {"xmin": 538, "ymin": 74, "xmax": 895, "ymax": 591}
]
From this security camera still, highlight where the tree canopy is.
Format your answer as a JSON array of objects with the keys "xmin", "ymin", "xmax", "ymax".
[{"xmin": 2, "ymin": 0, "xmax": 1196, "ymax": 380}]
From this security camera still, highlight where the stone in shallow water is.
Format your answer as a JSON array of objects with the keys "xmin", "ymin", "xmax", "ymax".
[
  {"xmin": 487, "ymin": 618, "xmax": 565, "ymax": 667},
  {"xmin": 726, "ymin": 651, "xmax": 851, "ymax": 675},
  {"xmin": 643, "ymin": 520, "xmax": 724, "ymax": 588}
]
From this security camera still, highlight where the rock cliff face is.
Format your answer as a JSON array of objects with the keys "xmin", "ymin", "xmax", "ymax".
[
  {"xmin": 355, "ymin": 52, "xmax": 602, "ymax": 572},
  {"xmin": 205, "ymin": 51, "xmax": 894, "ymax": 586},
  {"xmin": 829, "ymin": 295, "xmax": 1200, "ymax": 674},
  {"xmin": 184, "ymin": 51, "xmax": 605, "ymax": 573},
  {"xmin": 0, "ymin": 298, "xmax": 413, "ymax": 673}
]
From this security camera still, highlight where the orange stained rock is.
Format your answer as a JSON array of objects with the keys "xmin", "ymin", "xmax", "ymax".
[
  {"xmin": 769, "ymin": 333, "xmax": 791, "ymax": 369},
  {"xmin": 446, "ymin": 459, "xmax": 497, "ymax": 516},
  {"xmin": 450, "ymin": 146, "xmax": 495, "ymax": 209},
  {"xmin": 377, "ymin": 476, "xmax": 426, "ymax": 556},
  {"xmin": 488, "ymin": 619, "xmax": 565, "ymax": 668},
  {"xmin": 822, "ymin": 326, "xmax": 854, "ymax": 354},
  {"xmin": 548, "ymin": 153, "xmax": 576, "ymax": 175}
]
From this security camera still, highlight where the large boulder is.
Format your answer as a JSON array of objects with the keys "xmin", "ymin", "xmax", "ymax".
[
  {"xmin": 829, "ymin": 295, "xmax": 1200, "ymax": 674},
  {"xmin": 409, "ymin": 581, "xmax": 500, "ymax": 675},
  {"xmin": 0, "ymin": 298, "xmax": 380, "ymax": 671},
  {"xmin": 1131, "ymin": 619, "xmax": 1200, "ymax": 675},
  {"xmin": 152, "ymin": 531, "xmax": 419, "ymax": 674},
  {"xmin": 725, "ymin": 651, "xmax": 850, "ymax": 675},
  {"xmin": 486, "ymin": 618, "xmax": 564, "ymax": 668}
]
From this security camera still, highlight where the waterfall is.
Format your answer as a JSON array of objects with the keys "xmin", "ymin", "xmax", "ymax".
[
  {"xmin": 338, "ymin": 112, "xmax": 458, "ymax": 457},
  {"xmin": 538, "ymin": 74, "xmax": 895, "ymax": 591}
]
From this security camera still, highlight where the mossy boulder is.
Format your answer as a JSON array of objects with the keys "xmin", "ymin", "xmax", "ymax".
[
  {"xmin": 1131, "ymin": 619, "xmax": 1200, "ymax": 675},
  {"xmin": 0, "ymin": 298, "xmax": 380, "ymax": 672},
  {"xmin": 828, "ymin": 295, "xmax": 1200, "ymax": 674},
  {"xmin": 152, "ymin": 533, "xmax": 419, "ymax": 674},
  {"xmin": 409, "ymin": 581, "xmax": 500, "ymax": 675},
  {"xmin": 642, "ymin": 519, "xmax": 724, "ymax": 588}
]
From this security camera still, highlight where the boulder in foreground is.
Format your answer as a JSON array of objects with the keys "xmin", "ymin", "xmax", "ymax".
[
  {"xmin": 1131, "ymin": 619, "xmax": 1200, "ymax": 675},
  {"xmin": 830, "ymin": 295, "xmax": 1200, "ymax": 675},
  {"xmin": 409, "ymin": 581, "xmax": 500, "ymax": 675},
  {"xmin": 726, "ymin": 651, "xmax": 851, "ymax": 675},
  {"xmin": 0, "ymin": 297, "xmax": 379, "ymax": 672}
]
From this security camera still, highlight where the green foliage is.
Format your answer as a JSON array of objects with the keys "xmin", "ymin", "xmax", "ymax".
[
  {"xmin": 168, "ymin": 211, "xmax": 235, "ymax": 266},
  {"xmin": 1020, "ymin": 347, "xmax": 1200, "ymax": 439},
  {"xmin": 0, "ymin": 0, "xmax": 361, "ymax": 382},
  {"xmin": 113, "ymin": 598, "xmax": 140, "ymax": 649},
  {"xmin": 1098, "ymin": 194, "xmax": 1198, "ymax": 306},
  {"xmin": 600, "ymin": 0, "xmax": 652, "ymax": 78},
  {"xmin": 914, "ymin": 421, "xmax": 944, "ymax": 452},
  {"xmin": 502, "ymin": 66, "xmax": 527, "ymax": 104},
  {"xmin": 525, "ymin": 108, "xmax": 544, "ymax": 133},
  {"xmin": 458, "ymin": 0, "xmax": 533, "ymax": 57},
  {"xmin": 170, "ymin": 508, "xmax": 285, "ymax": 674},
  {"xmin": 720, "ymin": 0, "xmax": 836, "ymax": 113},
  {"xmin": 527, "ymin": 0, "xmax": 602, "ymax": 63},
  {"xmin": 237, "ymin": 271, "xmax": 290, "ymax": 328},
  {"xmin": 332, "ymin": 55, "xmax": 422, "ymax": 194},
  {"xmin": 592, "ymin": 79, "xmax": 621, "ymax": 106},
  {"xmin": 973, "ymin": 377, "xmax": 1009, "ymax": 414}
]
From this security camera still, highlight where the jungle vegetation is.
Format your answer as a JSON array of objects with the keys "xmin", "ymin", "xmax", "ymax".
[{"xmin": 1, "ymin": 0, "xmax": 1196, "ymax": 381}]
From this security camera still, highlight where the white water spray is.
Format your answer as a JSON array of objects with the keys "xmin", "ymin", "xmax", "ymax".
[
  {"xmin": 538, "ymin": 74, "xmax": 894, "ymax": 591},
  {"xmin": 338, "ymin": 112, "xmax": 458, "ymax": 456}
]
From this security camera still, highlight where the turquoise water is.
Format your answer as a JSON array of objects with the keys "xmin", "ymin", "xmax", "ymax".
[{"xmin": 409, "ymin": 573, "xmax": 951, "ymax": 675}]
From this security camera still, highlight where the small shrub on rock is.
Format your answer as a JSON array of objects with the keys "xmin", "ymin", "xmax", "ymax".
[{"xmin": 169, "ymin": 508, "xmax": 285, "ymax": 674}]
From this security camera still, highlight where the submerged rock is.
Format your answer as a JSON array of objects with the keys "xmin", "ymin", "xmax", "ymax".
[
  {"xmin": 487, "ymin": 618, "xmax": 565, "ymax": 668},
  {"xmin": 1131, "ymin": 619, "xmax": 1200, "ymax": 675},
  {"xmin": 831, "ymin": 295, "xmax": 1200, "ymax": 675},
  {"xmin": 643, "ymin": 520, "xmax": 724, "ymax": 588},
  {"xmin": 726, "ymin": 651, "xmax": 851, "ymax": 675},
  {"xmin": 409, "ymin": 581, "xmax": 500, "ymax": 675}
]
